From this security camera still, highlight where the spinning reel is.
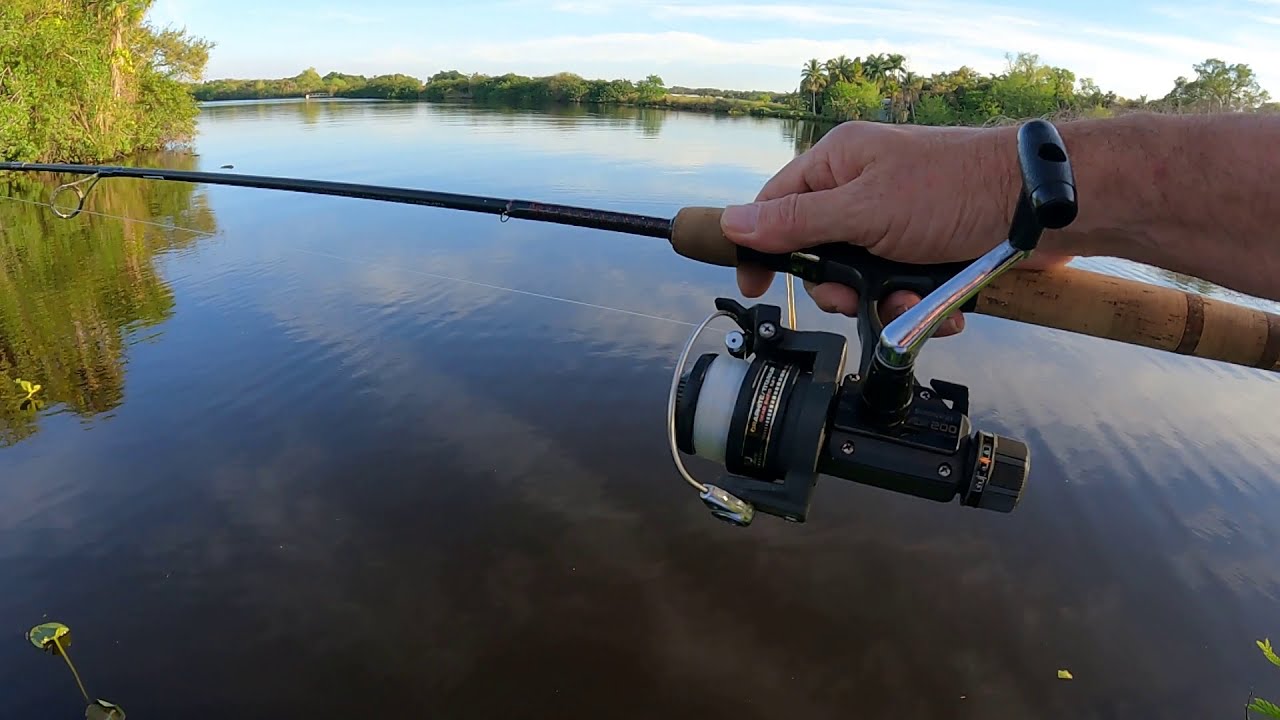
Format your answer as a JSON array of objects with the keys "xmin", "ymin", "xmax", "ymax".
[{"xmin": 668, "ymin": 119, "xmax": 1078, "ymax": 526}]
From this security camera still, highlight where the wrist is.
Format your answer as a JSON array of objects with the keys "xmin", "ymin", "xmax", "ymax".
[{"xmin": 974, "ymin": 116, "xmax": 1166, "ymax": 263}]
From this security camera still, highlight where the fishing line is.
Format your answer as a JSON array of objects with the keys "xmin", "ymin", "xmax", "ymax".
[
  {"xmin": 0, "ymin": 194, "xmax": 219, "ymax": 237},
  {"xmin": 293, "ymin": 247, "xmax": 700, "ymax": 327},
  {"xmin": 0, "ymin": 192, "xmax": 704, "ymax": 328}
]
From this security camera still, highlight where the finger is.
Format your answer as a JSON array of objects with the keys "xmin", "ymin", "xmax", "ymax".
[
  {"xmin": 754, "ymin": 149, "xmax": 841, "ymax": 202},
  {"xmin": 737, "ymin": 265, "xmax": 774, "ymax": 298},
  {"xmin": 878, "ymin": 290, "xmax": 965, "ymax": 337},
  {"xmin": 805, "ymin": 282, "xmax": 859, "ymax": 316},
  {"xmin": 720, "ymin": 187, "xmax": 856, "ymax": 254}
]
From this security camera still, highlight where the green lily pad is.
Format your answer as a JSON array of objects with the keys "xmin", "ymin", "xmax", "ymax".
[{"xmin": 29, "ymin": 622, "xmax": 71, "ymax": 653}]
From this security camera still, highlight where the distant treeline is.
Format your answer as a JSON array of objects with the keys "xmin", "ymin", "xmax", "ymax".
[
  {"xmin": 191, "ymin": 68, "xmax": 810, "ymax": 118},
  {"xmin": 190, "ymin": 53, "xmax": 1277, "ymax": 126},
  {"xmin": 794, "ymin": 52, "xmax": 1274, "ymax": 125}
]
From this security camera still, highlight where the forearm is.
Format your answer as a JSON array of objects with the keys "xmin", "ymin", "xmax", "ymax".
[{"xmin": 1003, "ymin": 113, "xmax": 1280, "ymax": 300}]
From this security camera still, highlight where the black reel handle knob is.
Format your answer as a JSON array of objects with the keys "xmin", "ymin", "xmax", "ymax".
[{"xmin": 1009, "ymin": 119, "xmax": 1079, "ymax": 251}]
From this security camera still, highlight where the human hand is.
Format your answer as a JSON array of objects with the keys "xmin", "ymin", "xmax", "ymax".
[{"xmin": 719, "ymin": 121, "xmax": 1073, "ymax": 336}]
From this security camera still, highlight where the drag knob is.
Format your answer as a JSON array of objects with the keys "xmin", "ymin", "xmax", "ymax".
[{"xmin": 963, "ymin": 432, "xmax": 1029, "ymax": 513}]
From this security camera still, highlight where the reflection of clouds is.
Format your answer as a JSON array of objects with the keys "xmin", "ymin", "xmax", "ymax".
[
  {"xmin": 247, "ymin": 186, "xmax": 1280, "ymax": 668},
  {"xmin": 197, "ymin": 100, "xmax": 797, "ymax": 189}
]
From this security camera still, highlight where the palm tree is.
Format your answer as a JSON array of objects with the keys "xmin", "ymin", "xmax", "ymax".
[
  {"xmin": 834, "ymin": 55, "xmax": 856, "ymax": 83},
  {"xmin": 899, "ymin": 71, "xmax": 925, "ymax": 122},
  {"xmin": 801, "ymin": 58, "xmax": 827, "ymax": 114},
  {"xmin": 862, "ymin": 53, "xmax": 887, "ymax": 88},
  {"xmin": 884, "ymin": 53, "xmax": 907, "ymax": 85}
]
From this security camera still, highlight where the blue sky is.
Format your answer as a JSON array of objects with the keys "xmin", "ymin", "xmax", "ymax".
[{"xmin": 148, "ymin": 0, "xmax": 1279, "ymax": 99}]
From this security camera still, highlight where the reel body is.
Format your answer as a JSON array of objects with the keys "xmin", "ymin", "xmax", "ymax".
[{"xmin": 672, "ymin": 299, "xmax": 1027, "ymax": 523}]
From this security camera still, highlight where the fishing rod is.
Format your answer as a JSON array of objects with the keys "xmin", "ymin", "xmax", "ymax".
[{"xmin": 4, "ymin": 119, "xmax": 1279, "ymax": 526}]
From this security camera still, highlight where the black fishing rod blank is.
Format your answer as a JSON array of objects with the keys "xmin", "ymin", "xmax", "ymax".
[{"xmin": 0, "ymin": 162, "xmax": 673, "ymax": 238}]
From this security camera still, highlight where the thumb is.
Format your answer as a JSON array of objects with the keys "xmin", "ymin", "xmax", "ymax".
[{"xmin": 720, "ymin": 187, "xmax": 853, "ymax": 253}]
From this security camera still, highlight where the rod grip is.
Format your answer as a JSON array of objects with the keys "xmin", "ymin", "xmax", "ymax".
[
  {"xmin": 670, "ymin": 206, "xmax": 737, "ymax": 267},
  {"xmin": 978, "ymin": 267, "xmax": 1280, "ymax": 371}
]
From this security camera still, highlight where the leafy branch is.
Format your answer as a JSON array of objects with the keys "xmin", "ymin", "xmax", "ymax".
[{"xmin": 1248, "ymin": 639, "xmax": 1280, "ymax": 719}]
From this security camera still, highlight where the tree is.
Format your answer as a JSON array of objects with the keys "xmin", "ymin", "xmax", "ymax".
[
  {"xmin": 294, "ymin": 67, "xmax": 324, "ymax": 93},
  {"xmin": 825, "ymin": 55, "xmax": 857, "ymax": 86},
  {"xmin": 897, "ymin": 71, "xmax": 925, "ymax": 122},
  {"xmin": 883, "ymin": 53, "xmax": 906, "ymax": 85},
  {"xmin": 914, "ymin": 94, "xmax": 955, "ymax": 125},
  {"xmin": 826, "ymin": 79, "xmax": 883, "ymax": 121},
  {"xmin": 1163, "ymin": 58, "xmax": 1270, "ymax": 111},
  {"xmin": 862, "ymin": 53, "xmax": 888, "ymax": 87},
  {"xmin": 547, "ymin": 72, "xmax": 589, "ymax": 102},
  {"xmin": 1, "ymin": 0, "xmax": 213, "ymax": 162},
  {"xmin": 801, "ymin": 58, "xmax": 827, "ymax": 114},
  {"xmin": 636, "ymin": 74, "xmax": 665, "ymax": 103}
]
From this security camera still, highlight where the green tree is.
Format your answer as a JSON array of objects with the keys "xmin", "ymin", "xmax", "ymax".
[
  {"xmin": 913, "ymin": 94, "xmax": 956, "ymax": 125},
  {"xmin": 294, "ymin": 67, "xmax": 324, "ymax": 93},
  {"xmin": 801, "ymin": 58, "xmax": 828, "ymax": 114},
  {"xmin": 0, "ymin": 0, "xmax": 212, "ymax": 162},
  {"xmin": 883, "ymin": 53, "xmax": 906, "ymax": 86},
  {"xmin": 547, "ymin": 72, "xmax": 589, "ymax": 102},
  {"xmin": 862, "ymin": 53, "xmax": 889, "ymax": 88},
  {"xmin": 636, "ymin": 74, "xmax": 666, "ymax": 103},
  {"xmin": 896, "ymin": 71, "xmax": 926, "ymax": 122},
  {"xmin": 827, "ymin": 79, "xmax": 883, "ymax": 121},
  {"xmin": 825, "ymin": 55, "xmax": 858, "ymax": 85},
  {"xmin": 1163, "ymin": 58, "xmax": 1270, "ymax": 111}
]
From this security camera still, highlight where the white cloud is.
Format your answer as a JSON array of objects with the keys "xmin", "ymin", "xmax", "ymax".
[
  {"xmin": 549, "ymin": 0, "xmax": 620, "ymax": 12},
  {"xmin": 387, "ymin": 12, "xmax": 1277, "ymax": 98}
]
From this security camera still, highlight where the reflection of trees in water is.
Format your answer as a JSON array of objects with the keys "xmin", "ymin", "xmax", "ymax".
[
  {"xmin": 199, "ymin": 98, "xmax": 381, "ymax": 124},
  {"xmin": 634, "ymin": 108, "xmax": 665, "ymax": 138},
  {"xmin": 0, "ymin": 151, "xmax": 217, "ymax": 446},
  {"xmin": 781, "ymin": 118, "xmax": 837, "ymax": 156}
]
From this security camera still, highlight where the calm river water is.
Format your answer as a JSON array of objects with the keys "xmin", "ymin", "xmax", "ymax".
[{"xmin": 2, "ymin": 99, "xmax": 1279, "ymax": 719}]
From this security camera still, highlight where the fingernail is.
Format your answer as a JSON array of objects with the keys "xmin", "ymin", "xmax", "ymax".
[{"xmin": 722, "ymin": 204, "xmax": 759, "ymax": 235}]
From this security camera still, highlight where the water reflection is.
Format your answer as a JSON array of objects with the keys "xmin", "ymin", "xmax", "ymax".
[
  {"xmin": 0, "ymin": 152, "xmax": 216, "ymax": 446},
  {"xmin": 2, "ymin": 101, "xmax": 1280, "ymax": 720}
]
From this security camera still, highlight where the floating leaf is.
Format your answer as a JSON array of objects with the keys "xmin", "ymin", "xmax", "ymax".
[
  {"xmin": 28, "ymin": 622, "xmax": 71, "ymax": 653},
  {"xmin": 1057, "ymin": 669, "xmax": 1073, "ymax": 680},
  {"xmin": 1260, "ymin": 638, "xmax": 1280, "ymax": 669},
  {"xmin": 86, "ymin": 699, "xmax": 125, "ymax": 720},
  {"xmin": 1247, "ymin": 697, "xmax": 1280, "ymax": 719}
]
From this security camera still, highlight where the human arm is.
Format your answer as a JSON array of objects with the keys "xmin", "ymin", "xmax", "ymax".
[
  {"xmin": 1032, "ymin": 112, "xmax": 1280, "ymax": 301},
  {"xmin": 720, "ymin": 112, "xmax": 1280, "ymax": 330}
]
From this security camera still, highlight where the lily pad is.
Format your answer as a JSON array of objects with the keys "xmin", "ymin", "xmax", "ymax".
[{"xmin": 29, "ymin": 622, "xmax": 71, "ymax": 653}]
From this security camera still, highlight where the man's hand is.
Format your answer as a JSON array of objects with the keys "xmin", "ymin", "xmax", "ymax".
[{"xmin": 719, "ymin": 121, "xmax": 1073, "ymax": 336}]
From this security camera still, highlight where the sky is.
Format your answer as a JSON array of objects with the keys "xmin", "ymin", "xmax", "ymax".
[{"xmin": 146, "ymin": 0, "xmax": 1280, "ymax": 99}]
